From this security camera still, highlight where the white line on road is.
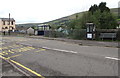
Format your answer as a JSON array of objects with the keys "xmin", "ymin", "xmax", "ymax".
[
  {"xmin": 14, "ymin": 43, "xmax": 120, "ymax": 61},
  {"xmin": 43, "ymin": 47, "xmax": 120, "ymax": 61},
  {"xmin": 42, "ymin": 47, "xmax": 78, "ymax": 54},
  {"xmin": 105, "ymin": 57, "xmax": 120, "ymax": 61}
]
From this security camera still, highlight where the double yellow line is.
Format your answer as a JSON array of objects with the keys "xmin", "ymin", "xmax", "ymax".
[{"xmin": 0, "ymin": 55, "xmax": 45, "ymax": 78}]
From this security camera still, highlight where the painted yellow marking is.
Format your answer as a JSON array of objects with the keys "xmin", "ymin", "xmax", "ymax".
[
  {"xmin": 0, "ymin": 50, "xmax": 11, "ymax": 56},
  {"xmin": 10, "ymin": 60, "xmax": 45, "ymax": 78},
  {"xmin": 8, "ymin": 50, "xmax": 14, "ymax": 53},
  {"xmin": 11, "ymin": 46, "xmax": 35, "ymax": 52},
  {"xmin": 0, "ymin": 55, "xmax": 8, "ymax": 60},
  {"xmin": 0, "ymin": 53, "xmax": 4, "ymax": 55},
  {"xmin": 40, "ymin": 49, "xmax": 46, "ymax": 51},
  {"xmin": 0, "ymin": 55, "xmax": 45, "ymax": 78},
  {"xmin": 35, "ymin": 50, "xmax": 41, "ymax": 52},
  {"xmin": 7, "ymin": 54, "xmax": 22, "ymax": 59},
  {"xmin": 35, "ymin": 48, "xmax": 46, "ymax": 52},
  {"xmin": 0, "ymin": 47, "xmax": 8, "ymax": 50},
  {"xmin": 2, "ymin": 51, "xmax": 8, "ymax": 55},
  {"xmin": 0, "ymin": 44, "xmax": 23, "ymax": 50}
]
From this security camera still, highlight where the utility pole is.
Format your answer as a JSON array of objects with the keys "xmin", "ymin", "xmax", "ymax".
[{"xmin": 8, "ymin": 13, "xmax": 10, "ymax": 35}]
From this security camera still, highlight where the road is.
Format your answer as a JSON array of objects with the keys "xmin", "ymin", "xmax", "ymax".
[{"xmin": 0, "ymin": 36, "xmax": 119, "ymax": 77}]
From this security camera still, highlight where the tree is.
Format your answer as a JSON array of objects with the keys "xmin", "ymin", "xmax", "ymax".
[
  {"xmin": 86, "ymin": 2, "xmax": 117, "ymax": 29},
  {"xmin": 98, "ymin": 12, "xmax": 115, "ymax": 29},
  {"xmin": 98, "ymin": 2, "xmax": 110, "ymax": 13},
  {"xmin": 68, "ymin": 2, "xmax": 117, "ymax": 29},
  {"xmin": 89, "ymin": 4, "xmax": 98, "ymax": 14},
  {"xmin": 76, "ymin": 13, "xmax": 79, "ymax": 19}
]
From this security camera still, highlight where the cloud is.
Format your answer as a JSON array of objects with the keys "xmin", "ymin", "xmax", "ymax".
[{"xmin": 0, "ymin": 0, "xmax": 119, "ymax": 24}]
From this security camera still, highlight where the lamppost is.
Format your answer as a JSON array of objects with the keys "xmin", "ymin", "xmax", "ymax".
[{"xmin": 8, "ymin": 13, "xmax": 10, "ymax": 35}]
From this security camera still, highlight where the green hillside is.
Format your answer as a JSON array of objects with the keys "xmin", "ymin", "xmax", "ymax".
[
  {"xmin": 110, "ymin": 8, "xmax": 118, "ymax": 16},
  {"xmin": 16, "ymin": 8, "xmax": 118, "ymax": 28}
]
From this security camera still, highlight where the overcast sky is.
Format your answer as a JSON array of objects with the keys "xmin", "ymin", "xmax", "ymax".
[{"xmin": 0, "ymin": 0, "xmax": 119, "ymax": 24}]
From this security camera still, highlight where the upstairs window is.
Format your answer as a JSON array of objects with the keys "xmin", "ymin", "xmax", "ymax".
[
  {"xmin": 11, "ymin": 21, "xmax": 14, "ymax": 25},
  {"xmin": 3, "ymin": 21, "xmax": 5, "ymax": 25},
  {"xmin": 8, "ymin": 22, "xmax": 10, "ymax": 25}
]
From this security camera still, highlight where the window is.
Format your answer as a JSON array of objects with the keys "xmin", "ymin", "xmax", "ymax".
[
  {"xmin": 5, "ymin": 27, "xmax": 8, "ymax": 29},
  {"xmin": 11, "ymin": 21, "xmax": 14, "ymax": 25},
  {"xmin": 8, "ymin": 22, "xmax": 10, "ymax": 25},
  {"xmin": 2, "ymin": 27, "xmax": 4, "ymax": 29},
  {"xmin": 3, "ymin": 21, "xmax": 5, "ymax": 25}
]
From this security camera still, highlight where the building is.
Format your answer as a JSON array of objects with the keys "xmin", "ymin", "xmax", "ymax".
[
  {"xmin": 27, "ymin": 27, "xmax": 35, "ymax": 35},
  {"xmin": 37, "ymin": 24, "xmax": 51, "ymax": 31},
  {"xmin": 35, "ymin": 24, "xmax": 51, "ymax": 35},
  {"xmin": 0, "ymin": 18, "xmax": 16, "ymax": 32}
]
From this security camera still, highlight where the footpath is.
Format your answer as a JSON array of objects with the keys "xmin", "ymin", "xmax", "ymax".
[
  {"xmin": 28, "ymin": 36, "xmax": 119, "ymax": 48},
  {"xmin": 0, "ymin": 59, "xmax": 26, "ymax": 78}
]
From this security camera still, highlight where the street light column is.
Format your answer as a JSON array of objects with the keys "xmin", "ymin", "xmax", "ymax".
[{"xmin": 8, "ymin": 13, "xmax": 10, "ymax": 35}]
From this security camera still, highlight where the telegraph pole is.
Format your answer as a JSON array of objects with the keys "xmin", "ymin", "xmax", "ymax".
[{"xmin": 8, "ymin": 13, "xmax": 10, "ymax": 35}]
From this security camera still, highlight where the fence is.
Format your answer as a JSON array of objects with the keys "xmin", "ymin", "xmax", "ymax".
[
  {"xmin": 1, "ymin": 31, "xmax": 28, "ymax": 37},
  {"xmin": 44, "ymin": 29, "xmax": 120, "ymax": 41},
  {"xmin": 44, "ymin": 29, "xmax": 86, "ymax": 40},
  {"xmin": 1, "ymin": 29, "xmax": 120, "ymax": 41}
]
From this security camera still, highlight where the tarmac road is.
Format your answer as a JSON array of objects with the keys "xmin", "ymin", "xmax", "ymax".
[{"xmin": 0, "ymin": 36, "xmax": 119, "ymax": 77}]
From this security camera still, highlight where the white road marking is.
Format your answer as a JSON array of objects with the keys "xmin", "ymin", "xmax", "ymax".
[
  {"xmin": 42, "ymin": 47, "xmax": 78, "ymax": 54},
  {"xmin": 11, "ymin": 42, "xmax": 120, "ymax": 61},
  {"xmin": 105, "ymin": 57, "xmax": 120, "ymax": 60}
]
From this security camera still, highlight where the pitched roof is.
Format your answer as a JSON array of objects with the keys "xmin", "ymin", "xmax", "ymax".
[{"xmin": 0, "ymin": 18, "xmax": 15, "ymax": 21}]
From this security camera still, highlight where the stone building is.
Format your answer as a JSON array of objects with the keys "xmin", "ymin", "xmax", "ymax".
[{"xmin": 0, "ymin": 18, "xmax": 16, "ymax": 32}]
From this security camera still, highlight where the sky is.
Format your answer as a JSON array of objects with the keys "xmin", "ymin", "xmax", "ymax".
[{"xmin": 0, "ymin": 0, "xmax": 119, "ymax": 24}]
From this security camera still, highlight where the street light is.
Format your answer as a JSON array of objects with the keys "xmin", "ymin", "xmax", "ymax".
[{"xmin": 8, "ymin": 13, "xmax": 10, "ymax": 35}]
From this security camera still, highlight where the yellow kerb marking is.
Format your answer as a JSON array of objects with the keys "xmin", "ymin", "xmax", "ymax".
[{"xmin": 10, "ymin": 60, "xmax": 45, "ymax": 78}]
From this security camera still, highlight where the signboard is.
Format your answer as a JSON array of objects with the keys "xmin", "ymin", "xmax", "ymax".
[{"xmin": 87, "ymin": 33, "xmax": 92, "ymax": 39}]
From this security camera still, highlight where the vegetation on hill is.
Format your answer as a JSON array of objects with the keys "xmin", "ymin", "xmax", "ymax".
[
  {"xmin": 16, "ymin": 2, "xmax": 118, "ymax": 30},
  {"xmin": 68, "ymin": 2, "xmax": 118, "ymax": 29}
]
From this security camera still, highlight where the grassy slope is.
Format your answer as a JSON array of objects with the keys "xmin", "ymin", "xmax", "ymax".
[
  {"xmin": 16, "ymin": 8, "xmax": 118, "ymax": 27},
  {"xmin": 110, "ymin": 8, "xmax": 118, "ymax": 16}
]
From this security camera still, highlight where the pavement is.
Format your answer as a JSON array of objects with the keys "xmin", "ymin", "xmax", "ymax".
[
  {"xmin": 0, "ymin": 36, "xmax": 119, "ymax": 78},
  {"xmin": 0, "ymin": 58, "xmax": 27, "ymax": 78},
  {"xmin": 28, "ymin": 36, "xmax": 119, "ymax": 48}
]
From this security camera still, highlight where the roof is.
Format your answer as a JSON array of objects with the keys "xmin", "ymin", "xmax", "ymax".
[
  {"xmin": 38, "ymin": 24, "xmax": 51, "ymax": 27},
  {"xmin": 0, "ymin": 18, "xmax": 15, "ymax": 21}
]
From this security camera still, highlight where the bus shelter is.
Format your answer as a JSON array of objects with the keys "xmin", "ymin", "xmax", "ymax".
[{"xmin": 86, "ymin": 23, "xmax": 95, "ymax": 40}]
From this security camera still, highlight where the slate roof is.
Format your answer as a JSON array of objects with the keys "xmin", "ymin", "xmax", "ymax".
[{"xmin": 0, "ymin": 18, "xmax": 15, "ymax": 21}]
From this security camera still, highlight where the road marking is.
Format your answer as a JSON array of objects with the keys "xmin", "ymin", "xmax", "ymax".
[
  {"xmin": 11, "ymin": 46, "xmax": 35, "ymax": 52},
  {"xmin": 10, "ymin": 60, "xmax": 45, "ymax": 78},
  {"xmin": 0, "ymin": 47, "xmax": 8, "ymax": 50},
  {"xmin": 0, "ymin": 42, "xmax": 4, "ymax": 44},
  {"xmin": 42, "ymin": 47, "xmax": 78, "ymax": 54},
  {"xmin": 8, "ymin": 50, "xmax": 14, "ymax": 53},
  {"xmin": 7, "ymin": 54, "xmax": 22, "ymax": 59},
  {"xmin": 105, "ymin": 57, "xmax": 120, "ymax": 60},
  {"xmin": 0, "ymin": 55, "xmax": 8, "ymax": 60},
  {"xmin": 0, "ymin": 55, "xmax": 45, "ymax": 78},
  {"xmin": 35, "ymin": 48, "xmax": 46, "ymax": 52}
]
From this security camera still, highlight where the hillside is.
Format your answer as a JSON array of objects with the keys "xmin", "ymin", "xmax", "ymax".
[
  {"xmin": 16, "ymin": 8, "xmax": 118, "ymax": 28},
  {"xmin": 110, "ymin": 8, "xmax": 118, "ymax": 16}
]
